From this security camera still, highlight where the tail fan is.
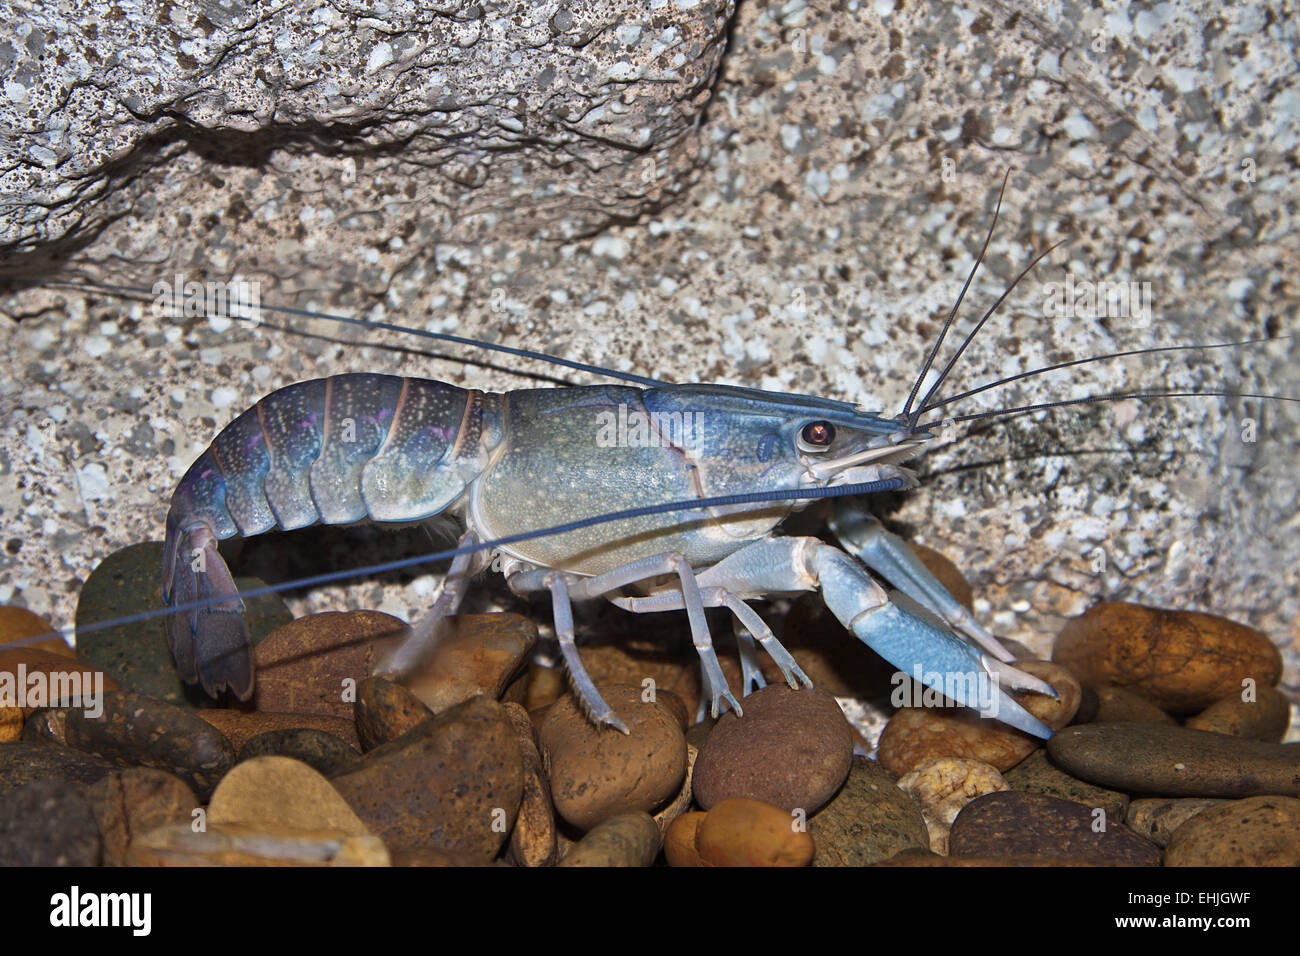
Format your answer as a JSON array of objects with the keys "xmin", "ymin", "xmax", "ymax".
[{"xmin": 162, "ymin": 517, "xmax": 254, "ymax": 699}]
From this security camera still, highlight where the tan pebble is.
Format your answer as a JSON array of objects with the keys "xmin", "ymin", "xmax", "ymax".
[
  {"xmin": 539, "ymin": 683, "xmax": 686, "ymax": 831},
  {"xmin": 523, "ymin": 661, "xmax": 565, "ymax": 712},
  {"xmin": 1165, "ymin": 796, "xmax": 1300, "ymax": 867},
  {"xmin": 1185, "ymin": 686, "xmax": 1291, "ymax": 742},
  {"xmin": 1126, "ymin": 797, "xmax": 1230, "ymax": 848},
  {"xmin": 877, "ymin": 707, "xmax": 1037, "ymax": 776},
  {"xmin": 664, "ymin": 811, "xmax": 711, "ymax": 867},
  {"xmin": 400, "ymin": 613, "xmax": 536, "ymax": 713},
  {"xmin": 502, "ymin": 702, "xmax": 557, "ymax": 868},
  {"xmin": 208, "ymin": 755, "xmax": 370, "ymax": 836},
  {"xmin": 1053, "ymin": 602, "xmax": 1283, "ymax": 715},
  {"xmin": 0, "ymin": 607, "xmax": 72, "ymax": 656},
  {"xmin": 897, "ymin": 757, "xmax": 1009, "ymax": 855},
  {"xmin": 696, "ymin": 797, "xmax": 815, "ymax": 867},
  {"xmin": 557, "ymin": 812, "xmax": 662, "ymax": 867},
  {"xmin": 1011, "ymin": 661, "xmax": 1081, "ymax": 730}
]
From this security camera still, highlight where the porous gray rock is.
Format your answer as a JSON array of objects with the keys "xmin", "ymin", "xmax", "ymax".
[{"xmin": 0, "ymin": 0, "xmax": 735, "ymax": 269}]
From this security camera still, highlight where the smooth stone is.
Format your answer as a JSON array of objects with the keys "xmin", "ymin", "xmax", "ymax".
[
  {"xmin": 949, "ymin": 791, "xmax": 1162, "ymax": 865},
  {"xmin": 0, "ymin": 778, "xmax": 102, "ymax": 865},
  {"xmin": 1165, "ymin": 796, "xmax": 1300, "ymax": 866},
  {"xmin": 539, "ymin": 682, "xmax": 686, "ymax": 831},
  {"xmin": 1090, "ymin": 685, "xmax": 1179, "ymax": 725},
  {"xmin": 251, "ymin": 610, "xmax": 407, "ymax": 718},
  {"xmin": 209, "ymin": 755, "xmax": 369, "ymax": 835},
  {"xmin": 127, "ymin": 822, "xmax": 390, "ymax": 866},
  {"xmin": 0, "ymin": 606, "xmax": 73, "ymax": 656},
  {"xmin": 331, "ymin": 695, "xmax": 523, "ymax": 859},
  {"xmin": 1053, "ymin": 602, "xmax": 1284, "ymax": 715},
  {"xmin": 354, "ymin": 676, "xmax": 433, "ymax": 751},
  {"xmin": 696, "ymin": 797, "xmax": 815, "ymax": 867},
  {"xmin": 897, "ymin": 756, "xmax": 1010, "ymax": 855},
  {"xmin": 0, "ymin": 741, "xmax": 116, "ymax": 795},
  {"xmin": 1003, "ymin": 748, "xmax": 1130, "ymax": 823},
  {"xmin": 1047, "ymin": 723, "xmax": 1300, "ymax": 797},
  {"xmin": 400, "ymin": 613, "xmax": 536, "ymax": 713},
  {"xmin": 523, "ymin": 661, "xmax": 566, "ymax": 713},
  {"xmin": 694, "ymin": 684, "xmax": 853, "ymax": 815},
  {"xmin": 557, "ymin": 811, "xmax": 662, "ymax": 867},
  {"xmin": 665, "ymin": 811, "xmax": 710, "ymax": 867},
  {"xmin": 1126, "ymin": 797, "xmax": 1230, "ymax": 848},
  {"xmin": 197, "ymin": 709, "xmax": 361, "ymax": 751},
  {"xmin": 877, "ymin": 660, "xmax": 1080, "ymax": 776},
  {"xmin": 1185, "ymin": 686, "xmax": 1291, "ymax": 741},
  {"xmin": 65, "ymin": 690, "xmax": 235, "ymax": 799},
  {"xmin": 502, "ymin": 701, "xmax": 557, "ymax": 868},
  {"xmin": 20, "ymin": 707, "xmax": 69, "ymax": 745},
  {"xmin": 810, "ymin": 756, "xmax": 930, "ymax": 866},
  {"xmin": 85, "ymin": 768, "xmax": 199, "ymax": 866},
  {"xmin": 236, "ymin": 728, "xmax": 360, "ymax": 776},
  {"xmin": 0, "ymin": 647, "xmax": 119, "ymax": 713},
  {"xmin": 74, "ymin": 541, "xmax": 290, "ymax": 707}
]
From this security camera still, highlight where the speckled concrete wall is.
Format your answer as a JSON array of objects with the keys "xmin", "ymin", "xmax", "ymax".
[{"xmin": 2, "ymin": 0, "xmax": 1297, "ymax": 706}]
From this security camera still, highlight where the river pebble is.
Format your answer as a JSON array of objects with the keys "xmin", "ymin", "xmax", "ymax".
[
  {"xmin": 237, "ymin": 728, "xmax": 360, "ymax": 776},
  {"xmin": 1003, "ymin": 748, "xmax": 1130, "ymax": 823},
  {"xmin": 538, "ymin": 682, "xmax": 686, "ymax": 831},
  {"xmin": 897, "ymin": 756, "xmax": 1009, "ymax": 854},
  {"xmin": 1047, "ymin": 723, "xmax": 1300, "ymax": 797},
  {"xmin": 354, "ymin": 676, "xmax": 433, "ymax": 751},
  {"xmin": 1089, "ymin": 685, "xmax": 1178, "ymax": 725},
  {"xmin": 1184, "ymin": 685, "xmax": 1291, "ymax": 741},
  {"xmin": 810, "ymin": 756, "xmax": 929, "ymax": 866},
  {"xmin": 1164, "ymin": 796, "xmax": 1300, "ymax": 867},
  {"xmin": 251, "ymin": 610, "xmax": 407, "ymax": 718},
  {"xmin": 400, "ymin": 613, "xmax": 535, "ymax": 712},
  {"xmin": 0, "ymin": 741, "xmax": 116, "ymax": 795},
  {"xmin": 502, "ymin": 701, "xmax": 556, "ymax": 868},
  {"xmin": 198, "ymin": 709, "xmax": 360, "ymax": 751},
  {"xmin": 557, "ymin": 811, "xmax": 661, "ymax": 867},
  {"xmin": 949, "ymin": 791, "xmax": 1161, "ymax": 865},
  {"xmin": 209, "ymin": 755, "xmax": 370, "ymax": 835},
  {"xmin": 1053, "ymin": 602, "xmax": 1283, "ymax": 715},
  {"xmin": 64, "ymin": 690, "xmax": 235, "ymax": 799},
  {"xmin": 127, "ymin": 822, "xmax": 390, "ymax": 866},
  {"xmin": 331, "ymin": 695, "xmax": 523, "ymax": 859},
  {"xmin": 695, "ymin": 796, "xmax": 815, "ymax": 866},
  {"xmin": 85, "ymin": 767, "xmax": 199, "ymax": 866},
  {"xmin": 693, "ymin": 684, "xmax": 852, "ymax": 814}
]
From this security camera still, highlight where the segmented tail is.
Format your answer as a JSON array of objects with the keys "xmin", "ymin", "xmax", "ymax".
[{"xmin": 161, "ymin": 514, "xmax": 253, "ymax": 699}]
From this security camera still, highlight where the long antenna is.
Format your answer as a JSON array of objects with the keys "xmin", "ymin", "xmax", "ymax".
[{"xmin": 41, "ymin": 280, "xmax": 668, "ymax": 389}]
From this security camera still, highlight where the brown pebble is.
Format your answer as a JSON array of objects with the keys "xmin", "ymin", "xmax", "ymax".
[
  {"xmin": 331, "ymin": 695, "xmax": 523, "ymax": 860},
  {"xmin": 208, "ymin": 755, "xmax": 370, "ymax": 835},
  {"xmin": 696, "ymin": 797, "xmax": 815, "ymax": 867},
  {"xmin": 1047, "ymin": 723, "xmax": 1300, "ymax": 797},
  {"xmin": 950, "ymin": 791, "xmax": 1161, "ymax": 865},
  {"xmin": 810, "ymin": 757, "xmax": 930, "ymax": 866},
  {"xmin": 198, "ymin": 709, "xmax": 361, "ymax": 751},
  {"xmin": 502, "ymin": 702, "xmax": 557, "ymax": 868},
  {"xmin": 85, "ymin": 768, "xmax": 199, "ymax": 866},
  {"xmin": 1053, "ymin": 602, "xmax": 1283, "ymax": 714},
  {"xmin": 1091, "ymin": 685, "xmax": 1178, "ymax": 725},
  {"xmin": 354, "ymin": 676, "xmax": 433, "ymax": 751},
  {"xmin": 664, "ymin": 811, "xmax": 711, "ymax": 867},
  {"xmin": 252, "ymin": 610, "xmax": 407, "ymax": 718},
  {"xmin": 693, "ymin": 684, "xmax": 853, "ymax": 814},
  {"xmin": 539, "ymin": 683, "xmax": 686, "ymax": 831},
  {"xmin": 1185, "ymin": 685, "xmax": 1291, "ymax": 741},
  {"xmin": 1165, "ymin": 796, "xmax": 1300, "ymax": 867},
  {"xmin": 0, "ymin": 606, "xmax": 73, "ymax": 657},
  {"xmin": 400, "ymin": 613, "xmax": 536, "ymax": 713},
  {"xmin": 557, "ymin": 811, "xmax": 662, "ymax": 867}
]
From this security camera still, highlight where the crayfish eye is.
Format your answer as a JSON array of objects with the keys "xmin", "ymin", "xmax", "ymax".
[{"xmin": 799, "ymin": 421, "xmax": 836, "ymax": 447}]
